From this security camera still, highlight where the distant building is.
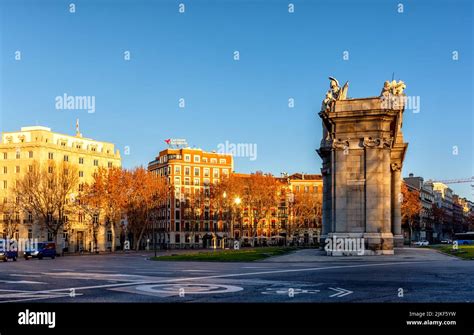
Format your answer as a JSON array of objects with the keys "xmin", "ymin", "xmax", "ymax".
[
  {"xmin": 148, "ymin": 147, "xmax": 233, "ymax": 248},
  {"xmin": 431, "ymin": 182, "xmax": 455, "ymax": 240},
  {"xmin": 403, "ymin": 173, "xmax": 435, "ymax": 242},
  {"xmin": 0, "ymin": 125, "xmax": 121, "ymax": 252},
  {"xmin": 279, "ymin": 173, "xmax": 323, "ymax": 245}
]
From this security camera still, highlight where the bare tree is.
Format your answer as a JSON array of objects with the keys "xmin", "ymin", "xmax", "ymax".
[
  {"xmin": 14, "ymin": 160, "xmax": 78, "ymax": 247},
  {"xmin": 0, "ymin": 197, "xmax": 22, "ymax": 239}
]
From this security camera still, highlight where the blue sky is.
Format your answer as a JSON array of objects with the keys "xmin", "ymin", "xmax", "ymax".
[{"xmin": 1, "ymin": 0, "xmax": 472, "ymax": 198}]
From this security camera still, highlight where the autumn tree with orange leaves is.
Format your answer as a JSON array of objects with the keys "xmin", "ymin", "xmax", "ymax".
[
  {"xmin": 401, "ymin": 182, "xmax": 422, "ymax": 242},
  {"xmin": 122, "ymin": 167, "xmax": 167, "ymax": 250},
  {"xmin": 290, "ymin": 190, "xmax": 322, "ymax": 240},
  {"xmin": 81, "ymin": 167, "xmax": 128, "ymax": 251}
]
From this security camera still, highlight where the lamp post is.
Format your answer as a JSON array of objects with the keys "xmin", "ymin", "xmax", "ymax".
[{"xmin": 232, "ymin": 196, "xmax": 241, "ymax": 246}]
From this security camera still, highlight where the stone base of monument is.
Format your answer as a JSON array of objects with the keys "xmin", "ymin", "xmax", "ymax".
[
  {"xmin": 393, "ymin": 235, "xmax": 404, "ymax": 248},
  {"xmin": 323, "ymin": 232, "xmax": 395, "ymax": 256}
]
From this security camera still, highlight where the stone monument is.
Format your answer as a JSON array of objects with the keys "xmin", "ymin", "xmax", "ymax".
[{"xmin": 317, "ymin": 78, "xmax": 408, "ymax": 255}]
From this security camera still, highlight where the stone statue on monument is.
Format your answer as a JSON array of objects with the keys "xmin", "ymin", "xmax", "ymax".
[
  {"xmin": 321, "ymin": 77, "xmax": 349, "ymax": 112},
  {"xmin": 380, "ymin": 80, "xmax": 406, "ymax": 97}
]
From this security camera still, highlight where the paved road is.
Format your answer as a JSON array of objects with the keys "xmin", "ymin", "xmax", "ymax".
[{"xmin": 0, "ymin": 248, "xmax": 472, "ymax": 303}]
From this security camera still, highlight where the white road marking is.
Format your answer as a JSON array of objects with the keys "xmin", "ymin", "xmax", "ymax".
[
  {"xmin": 10, "ymin": 274, "xmax": 43, "ymax": 278},
  {"xmin": 0, "ymin": 280, "xmax": 45, "ymax": 284},
  {"xmin": 329, "ymin": 287, "xmax": 353, "ymax": 297},
  {"xmin": 135, "ymin": 283, "xmax": 243, "ymax": 296},
  {"xmin": 0, "ymin": 261, "xmax": 426, "ymax": 303}
]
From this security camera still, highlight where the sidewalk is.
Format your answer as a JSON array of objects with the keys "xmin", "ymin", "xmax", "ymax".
[{"xmin": 261, "ymin": 247, "xmax": 458, "ymax": 263}]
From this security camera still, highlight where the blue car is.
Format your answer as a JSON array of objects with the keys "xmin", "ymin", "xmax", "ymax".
[
  {"xmin": 0, "ymin": 250, "xmax": 18, "ymax": 262},
  {"xmin": 24, "ymin": 242, "xmax": 56, "ymax": 260}
]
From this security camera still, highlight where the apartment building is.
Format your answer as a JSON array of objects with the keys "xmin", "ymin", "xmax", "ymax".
[
  {"xmin": 148, "ymin": 147, "xmax": 233, "ymax": 248},
  {"xmin": 0, "ymin": 125, "xmax": 121, "ymax": 252}
]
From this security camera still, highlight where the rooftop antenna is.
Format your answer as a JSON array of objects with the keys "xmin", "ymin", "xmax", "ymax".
[
  {"xmin": 75, "ymin": 118, "xmax": 82, "ymax": 137},
  {"xmin": 391, "ymin": 72, "xmax": 395, "ymax": 81}
]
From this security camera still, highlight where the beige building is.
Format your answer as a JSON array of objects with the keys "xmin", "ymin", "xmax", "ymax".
[{"xmin": 0, "ymin": 125, "xmax": 121, "ymax": 252}]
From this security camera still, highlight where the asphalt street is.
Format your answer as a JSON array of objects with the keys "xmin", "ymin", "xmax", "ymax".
[{"xmin": 0, "ymin": 248, "xmax": 472, "ymax": 303}]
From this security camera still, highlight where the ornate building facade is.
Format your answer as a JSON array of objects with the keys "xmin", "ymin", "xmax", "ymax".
[{"xmin": 0, "ymin": 125, "xmax": 121, "ymax": 252}]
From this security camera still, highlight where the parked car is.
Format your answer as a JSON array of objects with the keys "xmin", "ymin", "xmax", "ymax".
[
  {"xmin": 0, "ymin": 250, "xmax": 18, "ymax": 262},
  {"xmin": 24, "ymin": 242, "xmax": 56, "ymax": 260},
  {"xmin": 440, "ymin": 239, "xmax": 452, "ymax": 244},
  {"xmin": 413, "ymin": 240, "xmax": 429, "ymax": 246}
]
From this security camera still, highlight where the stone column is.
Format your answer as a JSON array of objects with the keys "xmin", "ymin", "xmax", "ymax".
[{"xmin": 391, "ymin": 163, "xmax": 403, "ymax": 247}]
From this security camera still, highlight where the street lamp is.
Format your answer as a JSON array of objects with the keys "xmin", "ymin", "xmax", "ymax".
[{"xmin": 230, "ymin": 196, "xmax": 241, "ymax": 246}]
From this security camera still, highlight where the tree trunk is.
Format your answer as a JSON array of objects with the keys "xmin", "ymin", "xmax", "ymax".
[
  {"xmin": 135, "ymin": 223, "xmax": 147, "ymax": 251},
  {"xmin": 408, "ymin": 220, "xmax": 413, "ymax": 244},
  {"xmin": 110, "ymin": 219, "xmax": 116, "ymax": 252}
]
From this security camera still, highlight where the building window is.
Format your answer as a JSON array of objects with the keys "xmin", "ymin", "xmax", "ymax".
[
  {"xmin": 174, "ymin": 176, "xmax": 181, "ymax": 185},
  {"xmin": 16, "ymin": 151, "xmax": 20, "ymax": 159},
  {"xmin": 64, "ymin": 155, "xmax": 69, "ymax": 162},
  {"xmin": 194, "ymin": 155, "xmax": 200, "ymax": 163},
  {"xmin": 184, "ymin": 177, "xmax": 190, "ymax": 186},
  {"xmin": 219, "ymin": 158, "xmax": 226, "ymax": 164},
  {"xmin": 79, "ymin": 171, "xmax": 84, "ymax": 178},
  {"xmin": 2, "ymin": 153, "xmax": 6, "ymax": 160},
  {"xmin": 202, "ymin": 157, "xmax": 208, "ymax": 163},
  {"xmin": 16, "ymin": 166, "xmax": 20, "ymax": 173},
  {"xmin": 28, "ymin": 151, "xmax": 33, "ymax": 158},
  {"xmin": 185, "ymin": 166, "xmax": 190, "ymax": 176},
  {"xmin": 184, "ymin": 154, "xmax": 191, "ymax": 162},
  {"xmin": 213, "ymin": 168, "xmax": 219, "ymax": 178},
  {"xmin": 28, "ymin": 165, "xmax": 32, "ymax": 172},
  {"xmin": 3, "ymin": 181, "xmax": 7, "ymax": 189},
  {"xmin": 79, "ymin": 157, "xmax": 84, "ymax": 164},
  {"xmin": 28, "ymin": 229, "xmax": 33, "ymax": 239},
  {"xmin": 78, "ymin": 212, "xmax": 84, "ymax": 223},
  {"xmin": 175, "ymin": 165, "xmax": 181, "ymax": 175},
  {"xmin": 93, "ymin": 214, "xmax": 99, "ymax": 224},
  {"xmin": 48, "ymin": 152, "xmax": 54, "ymax": 160},
  {"xmin": 194, "ymin": 178, "xmax": 200, "ymax": 186},
  {"xmin": 222, "ymin": 169, "xmax": 229, "ymax": 177},
  {"xmin": 107, "ymin": 231, "xmax": 112, "ymax": 242},
  {"xmin": 304, "ymin": 186, "xmax": 309, "ymax": 193},
  {"xmin": 295, "ymin": 186, "xmax": 300, "ymax": 192},
  {"xmin": 93, "ymin": 159, "xmax": 99, "ymax": 166},
  {"xmin": 194, "ymin": 167, "xmax": 200, "ymax": 176},
  {"xmin": 28, "ymin": 212, "xmax": 32, "ymax": 222},
  {"xmin": 48, "ymin": 166, "xmax": 53, "ymax": 173},
  {"xmin": 204, "ymin": 168, "xmax": 210, "ymax": 177},
  {"xmin": 108, "ymin": 162, "xmax": 113, "ymax": 168},
  {"xmin": 176, "ymin": 210, "xmax": 180, "ymax": 220},
  {"xmin": 210, "ymin": 158, "xmax": 217, "ymax": 164},
  {"xmin": 3, "ymin": 166, "xmax": 7, "ymax": 174},
  {"xmin": 313, "ymin": 186, "xmax": 318, "ymax": 193},
  {"xmin": 79, "ymin": 184, "xmax": 84, "ymax": 192},
  {"xmin": 175, "ymin": 234, "xmax": 180, "ymax": 243}
]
